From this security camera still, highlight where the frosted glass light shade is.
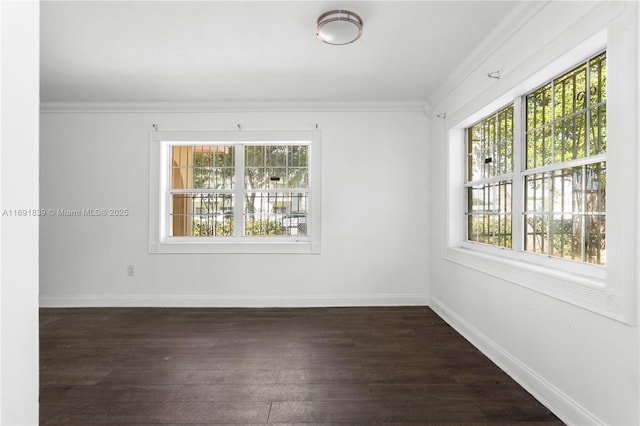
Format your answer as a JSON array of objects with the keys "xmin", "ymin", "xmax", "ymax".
[{"xmin": 316, "ymin": 10, "xmax": 363, "ymax": 45}]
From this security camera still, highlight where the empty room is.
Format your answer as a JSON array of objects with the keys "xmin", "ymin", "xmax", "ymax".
[{"xmin": 1, "ymin": 0, "xmax": 639, "ymax": 424}]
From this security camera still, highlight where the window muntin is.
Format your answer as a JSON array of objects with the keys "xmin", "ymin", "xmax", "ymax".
[
  {"xmin": 245, "ymin": 145, "xmax": 308, "ymax": 189},
  {"xmin": 524, "ymin": 163, "xmax": 606, "ymax": 264},
  {"xmin": 465, "ymin": 104, "xmax": 514, "ymax": 249},
  {"xmin": 467, "ymin": 181, "xmax": 513, "ymax": 248},
  {"xmin": 526, "ymin": 52, "xmax": 606, "ymax": 168},
  {"xmin": 171, "ymin": 193, "xmax": 234, "ymax": 237},
  {"xmin": 168, "ymin": 142, "xmax": 310, "ymax": 239},
  {"xmin": 243, "ymin": 145, "xmax": 309, "ymax": 237},
  {"xmin": 244, "ymin": 192, "xmax": 307, "ymax": 237},
  {"xmin": 170, "ymin": 145, "xmax": 235, "ymax": 237},
  {"xmin": 467, "ymin": 105, "xmax": 514, "ymax": 181},
  {"xmin": 523, "ymin": 52, "xmax": 606, "ymax": 264}
]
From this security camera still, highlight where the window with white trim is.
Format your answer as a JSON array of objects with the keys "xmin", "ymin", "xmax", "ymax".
[
  {"xmin": 149, "ymin": 131, "xmax": 321, "ymax": 254},
  {"xmin": 466, "ymin": 104, "xmax": 514, "ymax": 248},
  {"xmin": 464, "ymin": 52, "xmax": 606, "ymax": 266},
  {"xmin": 523, "ymin": 51, "xmax": 606, "ymax": 264}
]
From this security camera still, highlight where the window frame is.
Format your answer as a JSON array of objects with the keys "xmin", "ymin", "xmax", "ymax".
[
  {"xmin": 465, "ymin": 103, "xmax": 515, "ymax": 249},
  {"xmin": 460, "ymin": 101, "xmax": 606, "ymax": 281},
  {"xmin": 444, "ymin": 25, "xmax": 637, "ymax": 324},
  {"xmin": 463, "ymin": 52, "xmax": 608, "ymax": 276},
  {"xmin": 521, "ymin": 52, "xmax": 607, "ymax": 266},
  {"xmin": 149, "ymin": 130, "xmax": 322, "ymax": 254}
]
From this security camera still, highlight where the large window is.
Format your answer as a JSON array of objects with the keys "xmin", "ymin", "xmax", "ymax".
[
  {"xmin": 149, "ymin": 131, "xmax": 321, "ymax": 253},
  {"xmin": 464, "ymin": 52, "xmax": 606, "ymax": 266},
  {"xmin": 170, "ymin": 144, "xmax": 308, "ymax": 238},
  {"xmin": 446, "ymin": 6, "xmax": 638, "ymax": 324}
]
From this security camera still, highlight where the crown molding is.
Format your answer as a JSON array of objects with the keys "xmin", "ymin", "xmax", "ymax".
[
  {"xmin": 40, "ymin": 100, "xmax": 428, "ymax": 114},
  {"xmin": 427, "ymin": 1, "xmax": 550, "ymax": 108},
  {"xmin": 423, "ymin": 101, "xmax": 433, "ymax": 117}
]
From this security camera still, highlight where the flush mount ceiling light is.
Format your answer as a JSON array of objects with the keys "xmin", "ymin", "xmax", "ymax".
[{"xmin": 316, "ymin": 10, "xmax": 363, "ymax": 45}]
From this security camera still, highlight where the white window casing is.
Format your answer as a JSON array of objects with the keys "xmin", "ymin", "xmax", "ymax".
[
  {"xmin": 149, "ymin": 130, "xmax": 322, "ymax": 254},
  {"xmin": 444, "ymin": 5, "xmax": 638, "ymax": 324}
]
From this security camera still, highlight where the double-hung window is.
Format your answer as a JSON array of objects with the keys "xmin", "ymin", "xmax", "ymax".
[
  {"xmin": 448, "ymin": 5, "xmax": 638, "ymax": 324},
  {"xmin": 464, "ymin": 52, "xmax": 606, "ymax": 267},
  {"xmin": 523, "ymin": 52, "xmax": 606, "ymax": 265},
  {"xmin": 150, "ymin": 131, "xmax": 321, "ymax": 253},
  {"xmin": 466, "ymin": 105, "xmax": 514, "ymax": 248}
]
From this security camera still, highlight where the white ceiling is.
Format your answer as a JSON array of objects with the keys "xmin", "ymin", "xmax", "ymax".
[{"xmin": 40, "ymin": 1, "xmax": 518, "ymax": 104}]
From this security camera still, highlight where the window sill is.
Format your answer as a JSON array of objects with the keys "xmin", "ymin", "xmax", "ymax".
[
  {"xmin": 443, "ymin": 247, "xmax": 629, "ymax": 323},
  {"xmin": 149, "ymin": 239, "xmax": 320, "ymax": 254}
]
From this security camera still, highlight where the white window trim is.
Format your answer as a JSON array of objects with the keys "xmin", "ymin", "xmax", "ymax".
[
  {"xmin": 444, "ymin": 15, "xmax": 638, "ymax": 325},
  {"xmin": 149, "ymin": 130, "xmax": 322, "ymax": 254}
]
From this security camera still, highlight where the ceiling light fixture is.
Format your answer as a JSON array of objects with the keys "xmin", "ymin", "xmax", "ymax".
[{"xmin": 316, "ymin": 10, "xmax": 363, "ymax": 45}]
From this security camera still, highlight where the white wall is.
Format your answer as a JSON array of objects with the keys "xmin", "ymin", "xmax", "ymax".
[
  {"xmin": 429, "ymin": 2, "xmax": 639, "ymax": 425},
  {"xmin": 0, "ymin": 0, "xmax": 40, "ymax": 424},
  {"xmin": 39, "ymin": 108, "xmax": 430, "ymax": 307}
]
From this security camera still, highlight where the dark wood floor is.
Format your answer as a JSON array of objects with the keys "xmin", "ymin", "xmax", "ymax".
[{"xmin": 40, "ymin": 306, "xmax": 563, "ymax": 425}]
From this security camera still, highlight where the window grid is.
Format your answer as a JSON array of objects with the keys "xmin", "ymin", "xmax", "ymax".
[
  {"xmin": 525, "ymin": 52, "xmax": 606, "ymax": 170},
  {"xmin": 467, "ymin": 181, "xmax": 513, "ymax": 248},
  {"xmin": 171, "ymin": 193, "xmax": 234, "ymax": 237},
  {"xmin": 245, "ymin": 145, "xmax": 308, "ymax": 190},
  {"xmin": 244, "ymin": 192, "xmax": 308, "ymax": 237},
  {"xmin": 467, "ymin": 104, "xmax": 514, "ymax": 182},
  {"xmin": 523, "ymin": 52, "xmax": 606, "ymax": 265},
  {"xmin": 169, "ymin": 143, "xmax": 310, "ymax": 238},
  {"xmin": 465, "ymin": 104, "xmax": 514, "ymax": 248}
]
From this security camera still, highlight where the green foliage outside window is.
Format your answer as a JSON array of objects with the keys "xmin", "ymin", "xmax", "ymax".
[
  {"xmin": 466, "ymin": 52, "xmax": 606, "ymax": 265},
  {"xmin": 171, "ymin": 144, "xmax": 309, "ymax": 238},
  {"xmin": 467, "ymin": 105, "xmax": 514, "ymax": 248},
  {"xmin": 524, "ymin": 52, "xmax": 607, "ymax": 265},
  {"xmin": 191, "ymin": 219, "xmax": 284, "ymax": 237}
]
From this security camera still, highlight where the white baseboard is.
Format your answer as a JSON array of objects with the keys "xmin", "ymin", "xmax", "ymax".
[
  {"xmin": 429, "ymin": 296, "xmax": 603, "ymax": 426},
  {"xmin": 39, "ymin": 294, "xmax": 428, "ymax": 308}
]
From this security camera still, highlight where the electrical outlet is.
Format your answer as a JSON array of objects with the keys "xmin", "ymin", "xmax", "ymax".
[{"xmin": 127, "ymin": 264, "xmax": 134, "ymax": 276}]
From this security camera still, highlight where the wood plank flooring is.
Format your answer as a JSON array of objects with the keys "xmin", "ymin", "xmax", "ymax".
[{"xmin": 40, "ymin": 306, "xmax": 563, "ymax": 425}]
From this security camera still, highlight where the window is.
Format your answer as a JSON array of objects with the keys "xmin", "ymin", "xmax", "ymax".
[
  {"xmin": 149, "ymin": 131, "xmax": 321, "ymax": 253},
  {"xmin": 464, "ymin": 52, "xmax": 606, "ymax": 266},
  {"xmin": 170, "ymin": 144, "xmax": 236, "ymax": 237},
  {"xmin": 523, "ymin": 52, "xmax": 606, "ymax": 264},
  {"xmin": 466, "ymin": 105, "xmax": 514, "ymax": 248},
  {"xmin": 445, "ymin": 9, "xmax": 638, "ymax": 324}
]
